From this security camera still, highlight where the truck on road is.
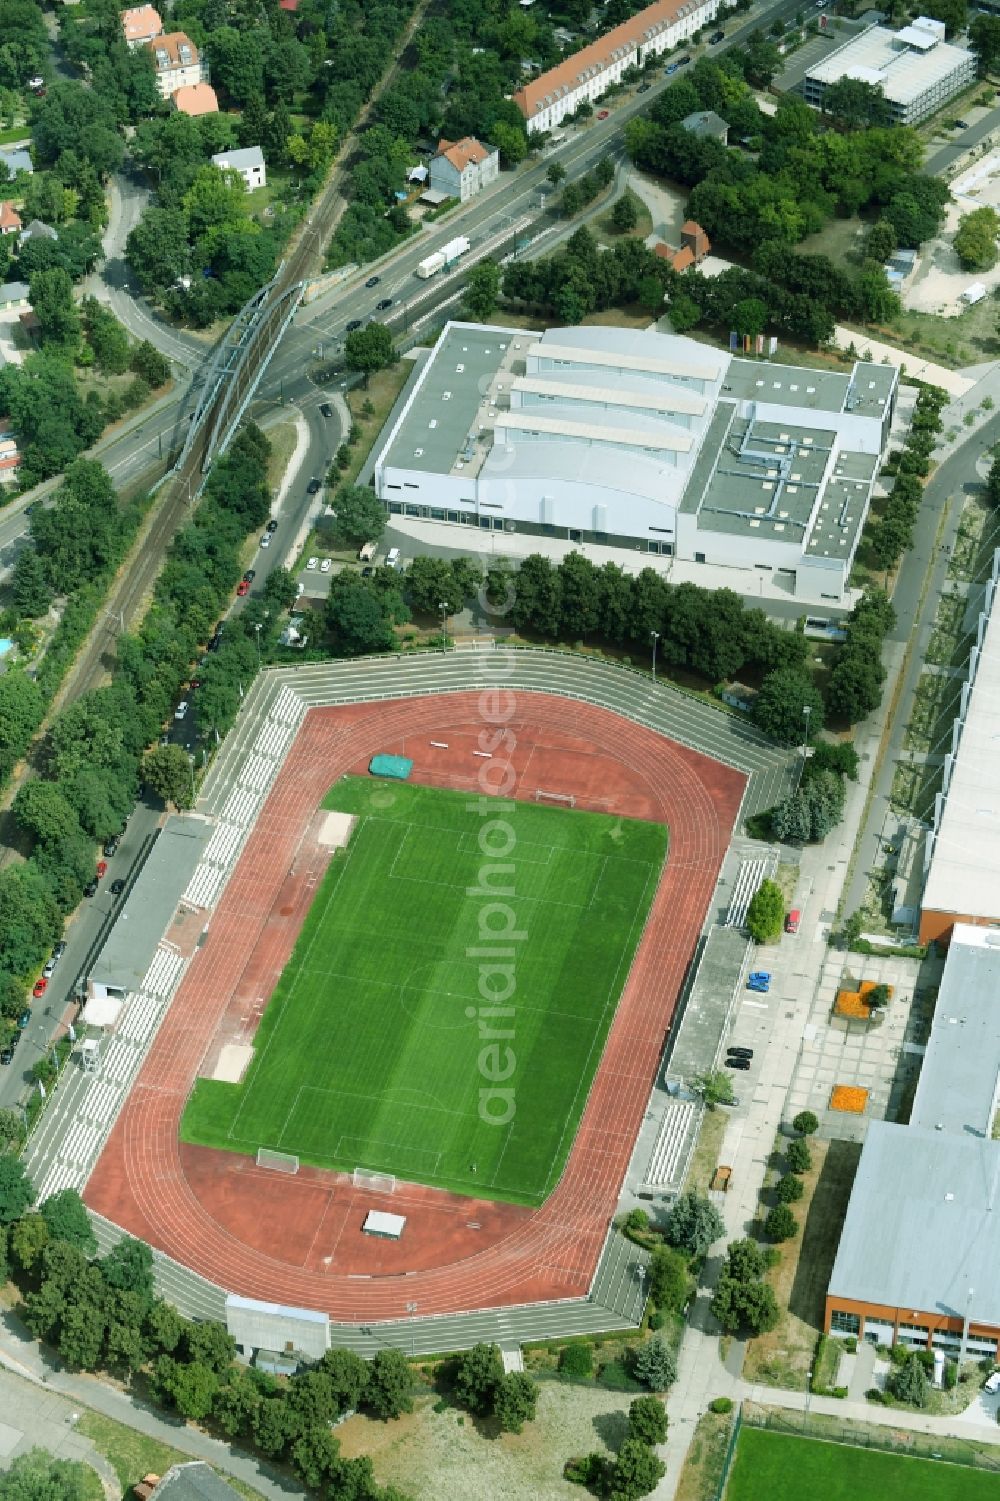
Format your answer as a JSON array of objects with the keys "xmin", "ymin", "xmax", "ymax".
[{"xmin": 416, "ymin": 235, "xmax": 471, "ymax": 279}]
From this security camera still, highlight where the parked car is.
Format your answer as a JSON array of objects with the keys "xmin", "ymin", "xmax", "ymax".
[
  {"xmin": 709, "ymin": 28, "xmax": 725, "ymax": 42},
  {"xmin": 666, "ymin": 62, "xmax": 679, "ymax": 73},
  {"xmin": 266, "ymin": 518, "xmax": 279, "ymax": 533},
  {"xmin": 984, "ymin": 1371, "xmax": 1000, "ymax": 1394},
  {"xmin": 96, "ymin": 860, "xmax": 107, "ymax": 878},
  {"xmin": 243, "ymin": 569, "xmax": 256, "ymax": 583},
  {"xmin": 103, "ymin": 835, "xmax": 120, "ymax": 857},
  {"xmin": 53, "ymin": 941, "xmax": 66, "ymax": 959},
  {"xmin": 32, "ymin": 978, "xmax": 47, "ymax": 998},
  {"xmin": 365, "ymin": 275, "xmax": 380, "ymax": 288},
  {"xmin": 306, "ymin": 556, "xmax": 319, "ymax": 570},
  {"xmin": 42, "ymin": 959, "xmax": 56, "ymax": 978},
  {"xmin": 361, "ymin": 565, "xmax": 374, "ymax": 578},
  {"xmin": 376, "ymin": 298, "xmax": 393, "ymax": 310},
  {"xmin": 17, "ymin": 1009, "xmax": 30, "ymax": 1030},
  {"xmin": 174, "ymin": 701, "xmax": 189, "ymax": 720},
  {"xmin": 727, "ymin": 1046, "xmax": 753, "ymax": 1059},
  {"xmin": 236, "ymin": 580, "xmax": 250, "ymax": 596},
  {"xmin": 386, "ymin": 547, "xmax": 401, "ymax": 568},
  {"xmin": 307, "ymin": 478, "xmax": 322, "ymax": 494},
  {"xmin": 747, "ymin": 970, "xmax": 771, "ymax": 993},
  {"xmin": 345, "ymin": 318, "xmax": 362, "ymax": 332},
  {"xmin": 597, "ymin": 108, "xmax": 610, "ymax": 119},
  {"xmin": 0, "ymin": 1048, "xmax": 13, "ymax": 1066},
  {"xmin": 320, "ymin": 558, "xmax": 332, "ymax": 573},
  {"xmin": 84, "ymin": 879, "xmax": 98, "ymax": 897},
  {"xmin": 320, "ymin": 402, "xmax": 334, "ymax": 418},
  {"xmin": 955, "ymin": 118, "xmax": 970, "ymax": 129},
  {"xmin": 677, "ymin": 53, "xmax": 691, "ymax": 65},
  {"xmin": 110, "ymin": 878, "xmax": 126, "ymax": 897},
  {"xmin": 725, "ymin": 1056, "xmax": 750, "ymax": 1070},
  {"xmin": 259, "ymin": 533, "xmax": 271, "ymax": 548},
  {"xmin": 637, "ymin": 82, "xmax": 651, "ymax": 92},
  {"xmin": 785, "ymin": 908, "xmax": 801, "ymax": 935}
]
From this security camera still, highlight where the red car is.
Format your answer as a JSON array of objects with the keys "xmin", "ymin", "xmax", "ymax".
[
  {"xmin": 33, "ymin": 978, "xmax": 47, "ymax": 998},
  {"xmin": 785, "ymin": 908, "xmax": 801, "ymax": 935},
  {"xmin": 236, "ymin": 580, "xmax": 250, "ymax": 596},
  {"xmin": 96, "ymin": 860, "xmax": 107, "ymax": 878},
  {"xmin": 597, "ymin": 109, "xmax": 610, "ymax": 119}
]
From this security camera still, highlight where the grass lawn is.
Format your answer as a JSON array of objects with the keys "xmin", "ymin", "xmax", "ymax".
[
  {"xmin": 182, "ymin": 778, "xmax": 667, "ymax": 1203},
  {"xmin": 726, "ymin": 1428, "xmax": 1000, "ymax": 1501}
]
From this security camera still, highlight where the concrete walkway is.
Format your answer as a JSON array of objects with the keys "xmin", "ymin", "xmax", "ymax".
[{"xmin": 0, "ymin": 1366, "xmax": 121, "ymax": 1499}]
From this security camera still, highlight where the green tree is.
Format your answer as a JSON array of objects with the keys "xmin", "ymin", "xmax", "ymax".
[
  {"xmin": 344, "ymin": 323, "xmax": 398, "ymax": 384},
  {"xmin": 787, "ymin": 1138, "xmax": 812, "ymax": 1174},
  {"xmin": 971, "ymin": 13, "xmax": 1000, "ymax": 71},
  {"xmin": 58, "ymin": 1292, "xmax": 107, "ymax": 1371},
  {"xmin": 366, "ymin": 1347, "xmax": 412, "ymax": 1420},
  {"xmin": 889, "ymin": 1353, "xmax": 929, "ymax": 1406},
  {"xmin": 184, "ymin": 1319, "xmax": 236, "ymax": 1374},
  {"xmin": 866, "ymin": 219, "xmax": 897, "ymax": 264},
  {"xmin": 13, "ymin": 782, "xmax": 81, "ymax": 850},
  {"xmin": 494, "ymin": 1371, "xmax": 538, "ymax": 1433},
  {"xmin": 11, "ymin": 550, "xmax": 53, "ymax": 618},
  {"xmin": 710, "ymin": 1275, "xmax": 779, "ymax": 1335},
  {"xmin": 775, "ymin": 1173, "xmax": 805, "ymax": 1204},
  {"xmin": 724, "ymin": 1238, "xmax": 766, "ymax": 1283},
  {"xmin": 746, "ymin": 879, "xmax": 784, "ymax": 942},
  {"xmin": 0, "ymin": 1451, "xmax": 92, "ymax": 1501},
  {"xmin": 607, "ymin": 1438, "xmax": 666, "ymax": 1500},
  {"xmin": 100, "ymin": 1234, "xmax": 154, "ymax": 1300},
  {"xmin": 558, "ymin": 1343, "xmax": 593, "ymax": 1379},
  {"xmin": 158, "ymin": 1357, "xmax": 220, "ymax": 1420},
  {"xmin": 752, "ymin": 668, "xmax": 824, "ymax": 746},
  {"xmin": 39, "ymin": 1189, "xmax": 97, "ymax": 1254},
  {"xmin": 631, "ymin": 1335, "xmax": 677, "ymax": 1391},
  {"xmin": 405, "ymin": 554, "xmax": 467, "ymax": 616},
  {"xmin": 612, "ymin": 192, "xmax": 639, "ymax": 233},
  {"xmin": 954, "ymin": 206, "xmax": 999, "ymax": 271},
  {"xmin": 492, "ymin": 120, "xmax": 527, "ymax": 167},
  {"xmin": 329, "ymin": 484, "xmax": 387, "ymax": 548},
  {"xmin": 318, "ymin": 1347, "xmax": 369, "ymax": 1411},
  {"xmin": 463, "ymin": 258, "xmax": 503, "ymax": 322},
  {"xmin": 792, "ymin": 1110, "xmax": 819, "ymax": 1136},
  {"xmin": 29, "ymin": 267, "xmax": 80, "ymax": 352},
  {"xmin": 627, "ymin": 1394, "xmax": 668, "ymax": 1446},
  {"xmin": 764, "ymin": 1203, "xmax": 798, "ymax": 1241},
  {"xmin": 212, "ymin": 1367, "xmax": 263, "ymax": 1438},
  {"xmin": 664, "ymin": 1191, "xmax": 724, "ymax": 1258},
  {"xmin": 11, "ymin": 1214, "xmax": 49, "ymax": 1272},
  {"xmin": 326, "ymin": 576, "xmax": 397, "ymax": 656},
  {"xmin": 142, "ymin": 744, "xmax": 194, "ymax": 809},
  {"xmin": 690, "ymin": 1069, "xmax": 735, "ymax": 1111},
  {"xmin": 0, "ymin": 1108, "xmax": 23, "ymax": 1151},
  {"xmin": 648, "ymin": 1244, "xmax": 690, "ymax": 1313},
  {"xmin": 454, "ymin": 1342, "xmax": 503, "ymax": 1416},
  {"xmin": 546, "ymin": 163, "xmax": 566, "ymax": 187},
  {"xmin": 0, "ymin": 1155, "xmax": 33, "ymax": 1224},
  {"xmin": 130, "ymin": 341, "xmax": 170, "ymax": 389},
  {"xmin": 290, "ymin": 1426, "xmax": 342, "ymax": 1490}
]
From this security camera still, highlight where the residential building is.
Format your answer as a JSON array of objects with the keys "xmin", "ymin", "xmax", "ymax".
[
  {"xmin": 0, "ymin": 281, "xmax": 30, "ymax": 312},
  {"xmin": 18, "ymin": 219, "xmax": 57, "ymax": 247},
  {"xmin": 374, "ymin": 321, "xmax": 899, "ymax": 605},
  {"xmin": 919, "ymin": 550, "xmax": 1000, "ymax": 945},
  {"xmin": 173, "ymin": 83, "xmax": 219, "ymax": 117},
  {"xmin": 0, "ymin": 203, "xmax": 21, "ymax": 236},
  {"xmin": 146, "ymin": 32, "xmax": 208, "ymax": 99},
  {"xmin": 682, "ymin": 109, "xmax": 729, "ymax": 144},
  {"xmin": 0, "ymin": 149, "xmax": 33, "ymax": 178},
  {"xmin": 120, "ymin": 4, "xmax": 162, "ymax": 47},
  {"xmin": 655, "ymin": 218, "xmax": 711, "ymax": 272},
  {"xmin": 210, "ymin": 146, "xmax": 266, "ymax": 190},
  {"xmin": 802, "ymin": 17, "xmax": 976, "ymax": 126},
  {"xmin": 826, "ymin": 925, "xmax": 1000, "ymax": 1358},
  {"xmin": 429, "ymin": 137, "xmax": 499, "ymax": 202},
  {"xmin": 513, "ymin": 0, "xmax": 730, "ymax": 133}
]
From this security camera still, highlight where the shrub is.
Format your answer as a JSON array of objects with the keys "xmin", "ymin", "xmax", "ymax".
[
  {"xmin": 787, "ymin": 1138, "xmax": 812, "ymax": 1174},
  {"xmin": 943, "ymin": 1360, "xmax": 958, "ymax": 1391},
  {"xmin": 764, "ymin": 1204, "xmax": 797, "ymax": 1242},
  {"xmin": 792, "ymin": 1110, "xmax": 819, "ymax": 1136},
  {"xmin": 624, "ymin": 1207, "xmax": 650, "ymax": 1236},
  {"xmin": 709, "ymin": 1396, "xmax": 733, "ymax": 1413},
  {"xmin": 832, "ymin": 1386, "xmax": 848, "ymax": 1398},
  {"xmin": 775, "ymin": 1174, "xmax": 804, "ymax": 1204},
  {"xmin": 746, "ymin": 879, "xmax": 784, "ymax": 942},
  {"xmin": 888, "ymin": 1354, "xmax": 929, "ymax": 1407},
  {"xmin": 558, "ymin": 1343, "xmax": 594, "ymax": 1381},
  {"xmin": 867, "ymin": 1387, "xmax": 886, "ymax": 1403},
  {"xmin": 596, "ymin": 1359, "xmax": 640, "ymax": 1391}
]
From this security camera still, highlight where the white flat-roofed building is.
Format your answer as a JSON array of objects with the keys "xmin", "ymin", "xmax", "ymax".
[
  {"xmin": 920, "ymin": 549, "xmax": 1000, "ymax": 945},
  {"xmin": 374, "ymin": 321, "xmax": 900, "ymax": 605},
  {"xmin": 513, "ymin": 0, "xmax": 731, "ymax": 134},
  {"xmin": 210, "ymin": 146, "xmax": 266, "ymax": 190},
  {"xmin": 802, "ymin": 17, "xmax": 975, "ymax": 125}
]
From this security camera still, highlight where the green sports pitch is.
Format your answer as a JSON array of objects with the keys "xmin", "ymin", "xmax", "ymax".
[
  {"xmin": 180, "ymin": 777, "xmax": 668, "ymax": 1204},
  {"xmin": 725, "ymin": 1428, "xmax": 1000, "ymax": 1501}
]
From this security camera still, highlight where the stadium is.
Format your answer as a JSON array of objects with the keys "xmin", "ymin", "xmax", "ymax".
[{"xmin": 33, "ymin": 651, "xmax": 789, "ymax": 1345}]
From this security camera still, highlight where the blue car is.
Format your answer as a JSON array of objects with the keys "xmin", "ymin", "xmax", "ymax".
[{"xmin": 747, "ymin": 971, "xmax": 771, "ymax": 993}]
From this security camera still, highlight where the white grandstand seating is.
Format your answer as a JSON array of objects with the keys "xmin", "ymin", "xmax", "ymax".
[
  {"xmin": 80, "ymin": 1080, "xmax": 121, "ymax": 1125},
  {"xmin": 256, "ymin": 720, "xmax": 293, "ymax": 759},
  {"xmin": 724, "ymin": 860, "xmax": 768, "ymax": 929},
  {"xmin": 142, "ymin": 946, "xmax": 184, "ymax": 996},
  {"xmin": 644, "ymin": 1099, "xmax": 696, "ymax": 1188},
  {"xmin": 221, "ymin": 786, "xmax": 260, "ymax": 825},
  {"xmin": 238, "ymin": 754, "xmax": 274, "ymax": 792},
  {"xmin": 204, "ymin": 821, "xmax": 243, "ymax": 866},
  {"xmin": 119, "ymin": 994, "xmax": 163, "ymax": 1044},
  {"xmin": 34, "ymin": 1160, "xmax": 83, "ymax": 1202},
  {"xmin": 101, "ymin": 1036, "xmax": 138, "ymax": 1085},
  {"xmin": 183, "ymin": 862, "xmax": 225, "ymax": 908},
  {"xmin": 270, "ymin": 685, "xmax": 303, "ymax": 724},
  {"xmin": 61, "ymin": 1120, "xmax": 100, "ymax": 1166}
]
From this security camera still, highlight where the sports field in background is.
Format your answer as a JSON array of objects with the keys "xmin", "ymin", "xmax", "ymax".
[
  {"xmin": 725, "ymin": 1427, "xmax": 1000, "ymax": 1501},
  {"xmin": 181, "ymin": 777, "xmax": 668, "ymax": 1203}
]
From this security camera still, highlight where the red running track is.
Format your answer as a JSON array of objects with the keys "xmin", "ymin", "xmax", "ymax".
[{"xmin": 85, "ymin": 692, "xmax": 745, "ymax": 1318}]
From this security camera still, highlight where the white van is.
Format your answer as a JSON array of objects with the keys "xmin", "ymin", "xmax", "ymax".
[
  {"xmin": 358, "ymin": 542, "xmax": 377, "ymax": 563},
  {"xmin": 386, "ymin": 547, "xmax": 401, "ymax": 569}
]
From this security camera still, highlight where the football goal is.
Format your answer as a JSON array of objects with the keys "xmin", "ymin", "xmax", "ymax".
[
  {"xmin": 256, "ymin": 1147, "xmax": 300, "ymax": 1174},
  {"xmin": 534, "ymin": 789, "xmax": 576, "ymax": 807},
  {"xmin": 353, "ymin": 1167, "xmax": 396, "ymax": 1194}
]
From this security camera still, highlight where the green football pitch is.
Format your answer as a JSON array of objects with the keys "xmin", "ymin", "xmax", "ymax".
[
  {"xmin": 726, "ymin": 1428, "xmax": 1000, "ymax": 1501},
  {"xmin": 181, "ymin": 777, "xmax": 668, "ymax": 1204}
]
